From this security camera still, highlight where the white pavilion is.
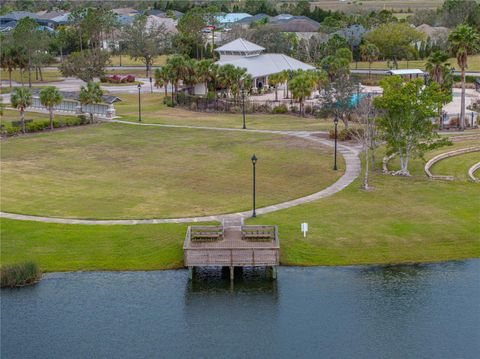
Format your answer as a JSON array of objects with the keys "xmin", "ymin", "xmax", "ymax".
[{"xmin": 214, "ymin": 38, "xmax": 315, "ymax": 89}]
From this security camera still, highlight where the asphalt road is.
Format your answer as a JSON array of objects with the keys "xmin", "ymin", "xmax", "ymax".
[
  {"xmin": 350, "ymin": 69, "xmax": 480, "ymax": 77},
  {"xmin": 44, "ymin": 66, "xmax": 480, "ymax": 77}
]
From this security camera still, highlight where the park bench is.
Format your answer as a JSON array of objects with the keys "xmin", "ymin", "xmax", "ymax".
[
  {"xmin": 11, "ymin": 119, "xmax": 33, "ymax": 127},
  {"xmin": 241, "ymin": 226, "xmax": 276, "ymax": 242},
  {"xmin": 190, "ymin": 226, "xmax": 224, "ymax": 242}
]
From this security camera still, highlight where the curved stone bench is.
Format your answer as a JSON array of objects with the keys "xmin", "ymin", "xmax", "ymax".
[
  {"xmin": 468, "ymin": 162, "xmax": 480, "ymax": 183},
  {"xmin": 425, "ymin": 147, "xmax": 480, "ymax": 180}
]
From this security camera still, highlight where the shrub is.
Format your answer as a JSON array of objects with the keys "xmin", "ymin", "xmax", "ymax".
[
  {"xmin": 1, "ymin": 261, "xmax": 41, "ymax": 288},
  {"xmin": 26, "ymin": 120, "xmax": 49, "ymax": 132},
  {"xmin": 452, "ymin": 75, "xmax": 477, "ymax": 83},
  {"xmin": 449, "ymin": 117, "xmax": 459, "ymax": 126},
  {"xmin": 2, "ymin": 115, "xmax": 91, "ymax": 137},
  {"xmin": 329, "ymin": 128, "xmax": 357, "ymax": 141},
  {"xmin": 163, "ymin": 97, "xmax": 174, "ymax": 107},
  {"xmin": 206, "ymin": 91, "xmax": 216, "ymax": 100},
  {"xmin": 272, "ymin": 104, "xmax": 288, "ymax": 114},
  {"xmin": 77, "ymin": 115, "xmax": 88, "ymax": 124}
]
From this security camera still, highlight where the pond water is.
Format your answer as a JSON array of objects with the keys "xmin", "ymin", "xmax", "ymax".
[{"xmin": 2, "ymin": 260, "xmax": 479, "ymax": 359}]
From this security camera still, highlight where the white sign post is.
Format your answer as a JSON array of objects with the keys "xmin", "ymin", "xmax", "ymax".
[{"xmin": 301, "ymin": 222, "xmax": 308, "ymax": 238}]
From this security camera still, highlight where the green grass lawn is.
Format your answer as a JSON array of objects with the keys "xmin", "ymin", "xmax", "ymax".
[
  {"xmin": 0, "ymin": 69, "xmax": 63, "ymax": 84},
  {"xmin": 431, "ymin": 151, "xmax": 480, "ymax": 181},
  {"xmin": 109, "ymin": 54, "xmax": 168, "ymax": 67},
  {"xmin": 351, "ymin": 54, "xmax": 480, "ymax": 71},
  {"xmin": 388, "ymin": 139, "xmax": 480, "ymax": 177},
  {"xmin": 1, "ymin": 96, "xmax": 478, "ymax": 271},
  {"xmin": 1, "ymin": 122, "xmax": 342, "ymax": 219},
  {"xmin": 114, "ymin": 93, "xmax": 339, "ymax": 131},
  {"xmin": 0, "ymin": 219, "xmax": 189, "ymax": 271},
  {"xmin": 1, "ymin": 150, "xmax": 478, "ymax": 271},
  {"xmin": 246, "ymin": 171, "xmax": 479, "ymax": 266}
]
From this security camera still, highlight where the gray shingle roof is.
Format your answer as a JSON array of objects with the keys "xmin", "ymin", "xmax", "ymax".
[
  {"xmin": 0, "ymin": 11, "xmax": 39, "ymax": 22},
  {"xmin": 235, "ymin": 13, "xmax": 271, "ymax": 24}
]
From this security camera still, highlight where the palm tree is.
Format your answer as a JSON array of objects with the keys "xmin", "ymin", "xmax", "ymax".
[
  {"xmin": 360, "ymin": 42, "xmax": 379, "ymax": 79},
  {"xmin": 39, "ymin": 87, "xmax": 63, "ymax": 130},
  {"xmin": 289, "ymin": 71, "xmax": 316, "ymax": 116},
  {"xmin": 448, "ymin": 24, "xmax": 480, "ymax": 130},
  {"xmin": 311, "ymin": 69, "xmax": 328, "ymax": 94},
  {"xmin": 195, "ymin": 59, "xmax": 213, "ymax": 96},
  {"xmin": 231, "ymin": 67, "xmax": 249, "ymax": 101},
  {"xmin": 425, "ymin": 51, "xmax": 454, "ymax": 122},
  {"xmin": 268, "ymin": 73, "xmax": 282, "ymax": 102},
  {"xmin": 320, "ymin": 55, "xmax": 350, "ymax": 82},
  {"xmin": 217, "ymin": 64, "xmax": 237, "ymax": 98},
  {"xmin": 166, "ymin": 55, "xmax": 187, "ymax": 104},
  {"xmin": 0, "ymin": 43, "xmax": 19, "ymax": 88},
  {"xmin": 280, "ymin": 70, "xmax": 294, "ymax": 99},
  {"xmin": 79, "ymin": 82, "xmax": 103, "ymax": 124},
  {"xmin": 425, "ymin": 51, "xmax": 450, "ymax": 85},
  {"xmin": 182, "ymin": 58, "xmax": 198, "ymax": 95},
  {"xmin": 154, "ymin": 66, "xmax": 171, "ymax": 98},
  {"xmin": 10, "ymin": 87, "xmax": 32, "ymax": 134}
]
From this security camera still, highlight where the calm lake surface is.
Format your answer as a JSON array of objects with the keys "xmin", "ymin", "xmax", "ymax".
[{"xmin": 2, "ymin": 260, "xmax": 479, "ymax": 359}]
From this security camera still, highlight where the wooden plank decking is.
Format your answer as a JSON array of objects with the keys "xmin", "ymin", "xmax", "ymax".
[{"xmin": 183, "ymin": 225, "xmax": 280, "ymax": 268}]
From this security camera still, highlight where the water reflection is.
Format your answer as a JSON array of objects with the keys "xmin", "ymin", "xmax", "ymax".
[
  {"xmin": 1, "ymin": 261, "xmax": 479, "ymax": 359},
  {"xmin": 185, "ymin": 266, "xmax": 278, "ymax": 295}
]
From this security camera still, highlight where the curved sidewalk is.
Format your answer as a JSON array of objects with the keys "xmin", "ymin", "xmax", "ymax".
[{"xmin": 0, "ymin": 122, "xmax": 361, "ymax": 225}]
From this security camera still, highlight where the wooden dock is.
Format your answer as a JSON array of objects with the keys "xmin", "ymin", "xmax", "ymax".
[{"xmin": 183, "ymin": 220, "xmax": 280, "ymax": 280}]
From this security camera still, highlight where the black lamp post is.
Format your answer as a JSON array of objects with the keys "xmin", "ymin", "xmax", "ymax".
[
  {"xmin": 242, "ymin": 88, "xmax": 246, "ymax": 129},
  {"xmin": 137, "ymin": 83, "xmax": 142, "ymax": 122},
  {"xmin": 149, "ymin": 77, "xmax": 153, "ymax": 94},
  {"xmin": 333, "ymin": 115, "xmax": 339, "ymax": 171},
  {"xmin": 357, "ymin": 81, "xmax": 361, "ymax": 106},
  {"xmin": 251, "ymin": 154, "xmax": 257, "ymax": 218}
]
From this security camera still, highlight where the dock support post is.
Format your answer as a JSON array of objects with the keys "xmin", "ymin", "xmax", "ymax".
[
  {"xmin": 271, "ymin": 266, "xmax": 277, "ymax": 280},
  {"xmin": 188, "ymin": 266, "xmax": 193, "ymax": 280},
  {"xmin": 230, "ymin": 266, "xmax": 234, "ymax": 281}
]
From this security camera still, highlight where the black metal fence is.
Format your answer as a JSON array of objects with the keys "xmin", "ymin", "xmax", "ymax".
[{"xmin": 174, "ymin": 93, "xmax": 298, "ymax": 114}]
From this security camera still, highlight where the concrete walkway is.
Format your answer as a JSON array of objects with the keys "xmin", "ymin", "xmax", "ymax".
[{"xmin": 0, "ymin": 121, "xmax": 361, "ymax": 225}]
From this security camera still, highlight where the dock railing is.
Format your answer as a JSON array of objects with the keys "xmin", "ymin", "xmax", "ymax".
[{"xmin": 183, "ymin": 225, "xmax": 279, "ymax": 267}]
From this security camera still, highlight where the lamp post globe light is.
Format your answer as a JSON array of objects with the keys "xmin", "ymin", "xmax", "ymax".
[
  {"xmin": 251, "ymin": 154, "xmax": 257, "ymax": 218},
  {"xmin": 333, "ymin": 115, "xmax": 339, "ymax": 171},
  {"xmin": 137, "ymin": 83, "xmax": 142, "ymax": 122}
]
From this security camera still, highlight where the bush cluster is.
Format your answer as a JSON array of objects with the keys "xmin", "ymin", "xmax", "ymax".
[
  {"xmin": 163, "ymin": 97, "xmax": 174, "ymax": 107},
  {"xmin": 1, "ymin": 261, "xmax": 41, "ymax": 288},
  {"xmin": 100, "ymin": 74, "xmax": 136, "ymax": 84},
  {"xmin": 452, "ymin": 75, "xmax": 477, "ymax": 84},
  {"xmin": 272, "ymin": 104, "xmax": 288, "ymax": 114},
  {"xmin": 329, "ymin": 128, "xmax": 362, "ymax": 141},
  {"xmin": 2, "ymin": 115, "xmax": 89, "ymax": 136}
]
